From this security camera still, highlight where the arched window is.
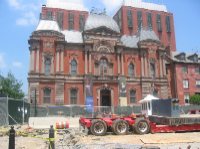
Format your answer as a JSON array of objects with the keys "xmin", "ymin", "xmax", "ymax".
[
  {"xmin": 150, "ymin": 62, "xmax": 156, "ymax": 78},
  {"xmin": 130, "ymin": 90, "xmax": 136, "ymax": 104},
  {"xmin": 43, "ymin": 88, "xmax": 51, "ymax": 103},
  {"xmin": 70, "ymin": 89, "xmax": 77, "ymax": 104},
  {"xmin": 128, "ymin": 63, "xmax": 134, "ymax": 77},
  {"xmin": 99, "ymin": 58, "xmax": 108, "ymax": 76},
  {"xmin": 45, "ymin": 57, "xmax": 51, "ymax": 75},
  {"xmin": 71, "ymin": 59, "xmax": 77, "ymax": 75}
]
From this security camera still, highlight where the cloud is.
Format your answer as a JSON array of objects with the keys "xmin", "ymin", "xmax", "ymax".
[
  {"xmin": 102, "ymin": 0, "xmax": 123, "ymax": 14},
  {"xmin": 12, "ymin": 61, "xmax": 23, "ymax": 68},
  {"xmin": 0, "ymin": 53, "xmax": 6, "ymax": 69},
  {"xmin": 7, "ymin": 0, "xmax": 43, "ymax": 26}
]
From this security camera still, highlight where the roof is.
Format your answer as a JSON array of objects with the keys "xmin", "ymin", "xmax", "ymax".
[
  {"xmin": 123, "ymin": 0, "xmax": 167, "ymax": 12},
  {"xmin": 36, "ymin": 20, "xmax": 60, "ymax": 32},
  {"xmin": 84, "ymin": 14, "xmax": 120, "ymax": 33},
  {"xmin": 121, "ymin": 29, "xmax": 159, "ymax": 48},
  {"xmin": 139, "ymin": 94, "xmax": 159, "ymax": 103},
  {"xmin": 171, "ymin": 51, "xmax": 200, "ymax": 63},
  {"xmin": 61, "ymin": 30, "xmax": 83, "ymax": 43},
  {"xmin": 46, "ymin": 0, "xmax": 88, "ymax": 11}
]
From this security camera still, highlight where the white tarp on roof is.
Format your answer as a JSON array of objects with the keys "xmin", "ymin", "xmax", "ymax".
[
  {"xmin": 61, "ymin": 30, "xmax": 83, "ymax": 43},
  {"xmin": 139, "ymin": 94, "xmax": 159, "ymax": 103},
  {"xmin": 123, "ymin": 0, "xmax": 167, "ymax": 12},
  {"xmin": 46, "ymin": 0, "xmax": 88, "ymax": 11},
  {"xmin": 36, "ymin": 20, "xmax": 60, "ymax": 32}
]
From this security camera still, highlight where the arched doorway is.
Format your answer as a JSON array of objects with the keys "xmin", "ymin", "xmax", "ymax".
[{"xmin": 100, "ymin": 89, "xmax": 111, "ymax": 106}]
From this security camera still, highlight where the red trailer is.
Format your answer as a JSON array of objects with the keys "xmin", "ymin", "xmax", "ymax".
[{"xmin": 79, "ymin": 97, "xmax": 200, "ymax": 136}]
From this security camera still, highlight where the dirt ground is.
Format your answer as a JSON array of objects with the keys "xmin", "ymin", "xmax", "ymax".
[{"xmin": 1, "ymin": 125, "xmax": 200, "ymax": 149}]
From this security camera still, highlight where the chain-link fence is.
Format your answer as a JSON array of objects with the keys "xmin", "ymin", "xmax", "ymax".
[
  {"xmin": 0, "ymin": 97, "xmax": 30, "ymax": 126},
  {"xmin": 0, "ymin": 97, "xmax": 8, "ymax": 126},
  {"xmin": 30, "ymin": 105, "xmax": 142, "ymax": 118}
]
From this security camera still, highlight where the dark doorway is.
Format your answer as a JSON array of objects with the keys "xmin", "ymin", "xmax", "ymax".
[{"xmin": 100, "ymin": 89, "xmax": 111, "ymax": 106}]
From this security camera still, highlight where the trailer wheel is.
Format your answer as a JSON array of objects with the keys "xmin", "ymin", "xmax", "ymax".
[
  {"xmin": 133, "ymin": 118, "xmax": 150, "ymax": 135},
  {"xmin": 112, "ymin": 119, "xmax": 128, "ymax": 135},
  {"xmin": 90, "ymin": 119, "xmax": 107, "ymax": 136}
]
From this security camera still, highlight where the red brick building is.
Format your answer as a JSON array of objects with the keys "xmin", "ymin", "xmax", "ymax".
[{"xmin": 28, "ymin": 0, "xmax": 180, "ymax": 106}]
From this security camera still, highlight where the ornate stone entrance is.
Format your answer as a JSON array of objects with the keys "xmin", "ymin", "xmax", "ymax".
[{"xmin": 100, "ymin": 89, "xmax": 111, "ymax": 106}]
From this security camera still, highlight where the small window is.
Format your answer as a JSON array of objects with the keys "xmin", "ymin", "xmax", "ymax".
[
  {"xmin": 183, "ymin": 80, "xmax": 189, "ymax": 89},
  {"xmin": 196, "ymin": 80, "xmax": 200, "ymax": 88},
  {"xmin": 153, "ymin": 89, "xmax": 158, "ymax": 97},
  {"xmin": 128, "ymin": 63, "xmax": 134, "ymax": 77},
  {"xmin": 156, "ymin": 14, "xmax": 162, "ymax": 32},
  {"xmin": 195, "ymin": 66, "xmax": 200, "ymax": 74},
  {"xmin": 57, "ymin": 12, "xmax": 63, "ymax": 29},
  {"xmin": 182, "ymin": 66, "xmax": 188, "ymax": 73},
  {"xmin": 147, "ymin": 12, "xmax": 152, "ymax": 30},
  {"xmin": 68, "ymin": 13, "xmax": 74, "ymax": 30},
  {"xmin": 137, "ymin": 11, "xmax": 142, "ymax": 31},
  {"xmin": 99, "ymin": 58, "xmax": 108, "ymax": 76},
  {"xmin": 43, "ymin": 88, "xmax": 51, "ymax": 104},
  {"xmin": 71, "ymin": 59, "xmax": 77, "ymax": 75},
  {"xmin": 45, "ymin": 57, "xmax": 51, "ymax": 75},
  {"xmin": 166, "ymin": 16, "xmax": 171, "ymax": 32},
  {"xmin": 184, "ymin": 94, "xmax": 190, "ymax": 104},
  {"xmin": 130, "ymin": 90, "xmax": 136, "ymax": 104},
  {"xmin": 127, "ymin": 9, "xmax": 133, "ymax": 28},
  {"xmin": 47, "ymin": 11, "xmax": 52, "ymax": 20},
  {"xmin": 150, "ymin": 63, "xmax": 156, "ymax": 78},
  {"xmin": 70, "ymin": 89, "xmax": 77, "ymax": 104},
  {"xmin": 79, "ymin": 15, "xmax": 85, "ymax": 31}
]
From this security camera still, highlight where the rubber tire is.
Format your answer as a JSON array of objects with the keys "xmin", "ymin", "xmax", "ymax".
[
  {"xmin": 133, "ymin": 118, "xmax": 150, "ymax": 135},
  {"xmin": 112, "ymin": 119, "xmax": 128, "ymax": 135},
  {"xmin": 90, "ymin": 119, "xmax": 107, "ymax": 136}
]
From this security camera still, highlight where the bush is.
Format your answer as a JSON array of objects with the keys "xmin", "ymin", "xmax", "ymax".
[{"xmin": 189, "ymin": 94, "xmax": 200, "ymax": 105}]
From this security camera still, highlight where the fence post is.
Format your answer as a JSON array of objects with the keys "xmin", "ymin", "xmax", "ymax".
[
  {"xmin": 9, "ymin": 126, "xmax": 15, "ymax": 149},
  {"xmin": 49, "ymin": 125, "xmax": 55, "ymax": 149}
]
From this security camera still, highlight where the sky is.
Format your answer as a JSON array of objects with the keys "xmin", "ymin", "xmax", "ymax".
[{"xmin": 0, "ymin": 0, "xmax": 200, "ymax": 94}]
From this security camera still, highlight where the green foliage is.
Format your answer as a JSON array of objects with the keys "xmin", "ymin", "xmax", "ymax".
[
  {"xmin": 0, "ymin": 72, "xmax": 24, "ymax": 99},
  {"xmin": 189, "ymin": 94, "xmax": 200, "ymax": 105}
]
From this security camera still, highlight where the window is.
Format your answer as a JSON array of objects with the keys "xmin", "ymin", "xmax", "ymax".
[
  {"xmin": 99, "ymin": 58, "xmax": 108, "ymax": 76},
  {"xmin": 184, "ymin": 94, "xmax": 190, "ymax": 104},
  {"xmin": 79, "ymin": 15, "xmax": 85, "ymax": 31},
  {"xmin": 195, "ymin": 66, "xmax": 200, "ymax": 74},
  {"xmin": 147, "ymin": 13, "xmax": 152, "ymax": 30},
  {"xmin": 166, "ymin": 16, "xmax": 171, "ymax": 32},
  {"xmin": 150, "ymin": 63, "xmax": 156, "ymax": 78},
  {"xmin": 183, "ymin": 80, "xmax": 189, "ymax": 89},
  {"xmin": 127, "ymin": 9, "xmax": 133, "ymax": 28},
  {"xmin": 182, "ymin": 66, "xmax": 188, "ymax": 73},
  {"xmin": 128, "ymin": 63, "xmax": 134, "ymax": 77},
  {"xmin": 47, "ymin": 11, "xmax": 52, "ymax": 20},
  {"xmin": 70, "ymin": 89, "xmax": 77, "ymax": 104},
  {"xmin": 45, "ymin": 57, "xmax": 51, "ymax": 75},
  {"xmin": 137, "ymin": 11, "xmax": 142, "ymax": 31},
  {"xmin": 156, "ymin": 14, "xmax": 162, "ymax": 32},
  {"xmin": 57, "ymin": 12, "xmax": 63, "ymax": 29},
  {"xmin": 71, "ymin": 59, "xmax": 77, "ymax": 75},
  {"xmin": 43, "ymin": 88, "xmax": 51, "ymax": 103},
  {"xmin": 130, "ymin": 90, "xmax": 136, "ymax": 104},
  {"xmin": 153, "ymin": 89, "xmax": 158, "ymax": 97},
  {"xmin": 68, "ymin": 13, "xmax": 74, "ymax": 30},
  {"xmin": 196, "ymin": 80, "xmax": 200, "ymax": 88}
]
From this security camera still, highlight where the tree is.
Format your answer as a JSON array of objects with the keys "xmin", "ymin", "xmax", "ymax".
[
  {"xmin": 0, "ymin": 72, "xmax": 24, "ymax": 99},
  {"xmin": 189, "ymin": 94, "xmax": 200, "ymax": 105}
]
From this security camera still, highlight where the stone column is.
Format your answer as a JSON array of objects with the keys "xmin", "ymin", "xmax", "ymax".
[
  {"xmin": 36, "ymin": 50, "xmax": 39, "ymax": 73},
  {"xmin": 144, "ymin": 57, "xmax": 148, "ymax": 77},
  {"xmin": 121, "ymin": 54, "xmax": 124, "ymax": 75},
  {"xmin": 89, "ymin": 53, "xmax": 92, "ymax": 74},
  {"xmin": 141, "ymin": 55, "xmax": 144, "ymax": 77},
  {"xmin": 61, "ymin": 51, "xmax": 64, "ymax": 72},
  {"xmin": 56, "ymin": 52, "xmax": 59, "ymax": 72},
  {"xmin": 42, "ymin": 56, "xmax": 44, "ymax": 73},
  {"xmin": 159, "ymin": 54, "xmax": 163, "ymax": 77},
  {"xmin": 117, "ymin": 54, "xmax": 120, "ymax": 74},
  {"xmin": 29, "ymin": 51, "xmax": 33, "ymax": 72},
  {"xmin": 51, "ymin": 57, "xmax": 54, "ymax": 74},
  {"xmin": 85, "ymin": 51, "xmax": 88, "ymax": 74},
  {"xmin": 163, "ymin": 59, "xmax": 166, "ymax": 76}
]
